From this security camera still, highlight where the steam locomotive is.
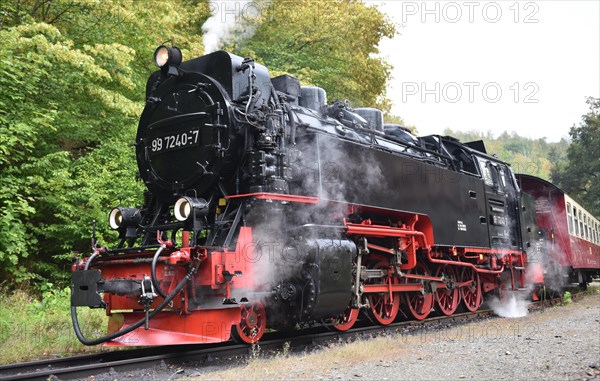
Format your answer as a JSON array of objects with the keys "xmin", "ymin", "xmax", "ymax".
[{"xmin": 71, "ymin": 47, "xmax": 600, "ymax": 346}]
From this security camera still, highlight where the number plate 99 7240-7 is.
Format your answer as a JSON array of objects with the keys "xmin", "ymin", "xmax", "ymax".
[{"xmin": 150, "ymin": 129, "xmax": 200, "ymax": 155}]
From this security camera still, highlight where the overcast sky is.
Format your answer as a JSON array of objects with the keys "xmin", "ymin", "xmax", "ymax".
[{"xmin": 375, "ymin": 1, "xmax": 600, "ymax": 141}]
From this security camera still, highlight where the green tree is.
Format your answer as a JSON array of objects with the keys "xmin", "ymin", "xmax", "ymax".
[
  {"xmin": 0, "ymin": 22, "xmax": 142, "ymax": 283},
  {"xmin": 0, "ymin": 1, "xmax": 211, "ymax": 286},
  {"xmin": 552, "ymin": 97, "xmax": 600, "ymax": 218},
  {"xmin": 226, "ymin": 0, "xmax": 396, "ymax": 111},
  {"xmin": 1, "ymin": 0, "xmax": 211, "ymax": 99}
]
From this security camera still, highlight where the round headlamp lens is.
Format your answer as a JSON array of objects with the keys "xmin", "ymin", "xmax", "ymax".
[
  {"xmin": 174, "ymin": 197, "xmax": 192, "ymax": 221},
  {"xmin": 109, "ymin": 208, "xmax": 123, "ymax": 230},
  {"xmin": 154, "ymin": 46, "xmax": 170, "ymax": 67}
]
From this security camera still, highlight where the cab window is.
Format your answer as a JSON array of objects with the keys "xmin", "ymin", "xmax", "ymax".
[
  {"xmin": 476, "ymin": 157, "xmax": 493, "ymax": 186},
  {"xmin": 498, "ymin": 167, "xmax": 508, "ymax": 190},
  {"xmin": 490, "ymin": 165, "xmax": 505, "ymax": 193}
]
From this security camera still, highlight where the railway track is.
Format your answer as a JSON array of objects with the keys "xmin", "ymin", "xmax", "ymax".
[{"xmin": 0, "ymin": 295, "xmax": 577, "ymax": 381}]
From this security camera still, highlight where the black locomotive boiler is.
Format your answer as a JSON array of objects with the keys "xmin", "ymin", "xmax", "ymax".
[{"xmin": 71, "ymin": 47, "xmax": 529, "ymax": 345}]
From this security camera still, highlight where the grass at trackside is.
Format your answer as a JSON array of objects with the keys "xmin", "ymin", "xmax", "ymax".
[{"xmin": 0, "ymin": 288, "xmax": 108, "ymax": 364}]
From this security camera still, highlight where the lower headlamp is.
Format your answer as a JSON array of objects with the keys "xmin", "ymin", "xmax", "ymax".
[
  {"xmin": 109, "ymin": 207, "xmax": 141, "ymax": 230},
  {"xmin": 174, "ymin": 197, "xmax": 208, "ymax": 222}
]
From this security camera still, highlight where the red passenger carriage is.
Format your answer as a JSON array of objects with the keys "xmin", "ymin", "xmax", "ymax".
[{"xmin": 518, "ymin": 174, "xmax": 600, "ymax": 289}]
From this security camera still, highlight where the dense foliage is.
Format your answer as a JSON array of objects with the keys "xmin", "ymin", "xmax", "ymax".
[
  {"xmin": 552, "ymin": 98, "xmax": 600, "ymax": 218},
  {"xmin": 0, "ymin": 0, "xmax": 212, "ymax": 285}
]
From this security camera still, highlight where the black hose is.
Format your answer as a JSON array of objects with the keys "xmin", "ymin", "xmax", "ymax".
[
  {"xmin": 151, "ymin": 245, "xmax": 168, "ymax": 298},
  {"xmin": 271, "ymin": 86, "xmax": 280, "ymax": 108},
  {"xmin": 287, "ymin": 106, "xmax": 296, "ymax": 145},
  {"xmin": 71, "ymin": 260, "xmax": 200, "ymax": 346},
  {"xmin": 248, "ymin": 88, "xmax": 261, "ymax": 112},
  {"xmin": 84, "ymin": 251, "xmax": 99, "ymax": 270}
]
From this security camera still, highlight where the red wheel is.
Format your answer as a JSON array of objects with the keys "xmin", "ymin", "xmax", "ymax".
[
  {"xmin": 231, "ymin": 302, "xmax": 267, "ymax": 344},
  {"xmin": 435, "ymin": 265, "xmax": 461, "ymax": 315},
  {"xmin": 402, "ymin": 262, "xmax": 434, "ymax": 320},
  {"xmin": 460, "ymin": 267, "xmax": 483, "ymax": 312},
  {"xmin": 333, "ymin": 305, "xmax": 359, "ymax": 331},
  {"xmin": 366, "ymin": 259, "xmax": 400, "ymax": 325}
]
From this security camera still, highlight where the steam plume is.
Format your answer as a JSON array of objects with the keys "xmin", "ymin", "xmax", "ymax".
[{"xmin": 202, "ymin": 1, "xmax": 270, "ymax": 53}]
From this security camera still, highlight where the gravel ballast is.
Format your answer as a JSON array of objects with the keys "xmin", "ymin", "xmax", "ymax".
[
  {"xmin": 326, "ymin": 295, "xmax": 600, "ymax": 381},
  {"xmin": 191, "ymin": 294, "xmax": 600, "ymax": 381}
]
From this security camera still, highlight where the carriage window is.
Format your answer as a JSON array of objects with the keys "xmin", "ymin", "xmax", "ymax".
[
  {"xmin": 567, "ymin": 203, "xmax": 573, "ymax": 234},
  {"xmin": 574, "ymin": 208, "xmax": 579, "ymax": 236},
  {"xmin": 579, "ymin": 211, "xmax": 584, "ymax": 237},
  {"xmin": 584, "ymin": 215, "xmax": 588, "ymax": 239},
  {"xmin": 582, "ymin": 214, "xmax": 587, "ymax": 238}
]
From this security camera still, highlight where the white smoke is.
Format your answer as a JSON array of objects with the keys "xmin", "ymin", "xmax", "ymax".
[
  {"xmin": 202, "ymin": 1, "xmax": 270, "ymax": 53},
  {"xmin": 488, "ymin": 291, "xmax": 531, "ymax": 318}
]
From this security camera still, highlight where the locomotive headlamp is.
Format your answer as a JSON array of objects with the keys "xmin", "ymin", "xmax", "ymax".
[
  {"xmin": 174, "ymin": 197, "xmax": 208, "ymax": 222},
  {"xmin": 153, "ymin": 45, "xmax": 182, "ymax": 68},
  {"xmin": 109, "ymin": 207, "xmax": 141, "ymax": 230}
]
